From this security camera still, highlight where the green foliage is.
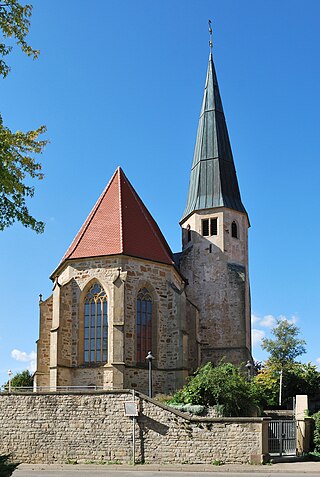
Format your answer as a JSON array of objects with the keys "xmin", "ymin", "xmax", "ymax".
[
  {"xmin": 0, "ymin": 116, "xmax": 47, "ymax": 232},
  {"xmin": 0, "ymin": 0, "xmax": 48, "ymax": 233},
  {"xmin": 171, "ymin": 362, "xmax": 258, "ymax": 417},
  {"xmin": 261, "ymin": 318, "xmax": 306, "ymax": 368},
  {"xmin": 4, "ymin": 369, "xmax": 33, "ymax": 389},
  {"xmin": 0, "ymin": 0, "xmax": 39, "ymax": 79},
  {"xmin": 286, "ymin": 362, "xmax": 320, "ymax": 398},
  {"xmin": 254, "ymin": 320, "xmax": 318, "ymax": 408},
  {"xmin": 253, "ymin": 361, "xmax": 320, "ymax": 408},
  {"xmin": 312, "ymin": 411, "xmax": 320, "ymax": 453},
  {"xmin": 251, "ymin": 363, "xmax": 280, "ymax": 407},
  {"xmin": 0, "ymin": 455, "xmax": 19, "ymax": 476}
]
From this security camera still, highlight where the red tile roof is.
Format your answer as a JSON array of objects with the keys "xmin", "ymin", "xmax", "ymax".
[{"xmin": 62, "ymin": 167, "xmax": 174, "ymax": 265}]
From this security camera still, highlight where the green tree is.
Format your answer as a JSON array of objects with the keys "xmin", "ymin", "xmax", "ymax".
[
  {"xmin": 171, "ymin": 362, "xmax": 259, "ymax": 417},
  {"xmin": 5, "ymin": 369, "xmax": 33, "ymax": 389},
  {"xmin": 0, "ymin": 0, "xmax": 47, "ymax": 233},
  {"xmin": 261, "ymin": 318, "xmax": 306, "ymax": 368},
  {"xmin": 252, "ymin": 362, "xmax": 280, "ymax": 407},
  {"xmin": 286, "ymin": 362, "xmax": 320, "ymax": 398},
  {"xmin": 0, "ymin": 0, "xmax": 39, "ymax": 78},
  {"xmin": 253, "ymin": 320, "xmax": 319, "ymax": 408},
  {"xmin": 253, "ymin": 361, "xmax": 320, "ymax": 409}
]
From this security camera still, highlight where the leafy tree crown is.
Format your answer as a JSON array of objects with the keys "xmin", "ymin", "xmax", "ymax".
[
  {"xmin": 261, "ymin": 318, "xmax": 306, "ymax": 368},
  {"xmin": 0, "ymin": 0, "xmax": 48, "ymax": 233}
]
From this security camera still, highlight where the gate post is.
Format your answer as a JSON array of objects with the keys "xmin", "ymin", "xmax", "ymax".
[
  {"xmin": 262, "ymin": 419, "xmax": 270, "ymax": 463},
  {"xmin": 295, "ymin": 395, "xmax": 309, "ymax": 456}
]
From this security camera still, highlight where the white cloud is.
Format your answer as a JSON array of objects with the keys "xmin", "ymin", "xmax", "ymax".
[
  {"xmin": 279, "ymin": 314, "xmax": 298, "ymax": 324},
  {"xmin": 251, "ymin": 313, "xmax": 260, "ymax": 325},
  {"xmin": 11, "ymin": 349, "xmax": 36, "ymax": 373},
  {"xmin": 260, "ymin": 314, "xmax": 276, "ymax": 328},
  {"xmin": 316, "ymin": 358, "xmax": 320, "ymax": 370},
  {"xmin": 252, "ymin": 329, "xmax": 265, "ymax": 347},
  {"xmin": 252, "ymin": 313, "xmax": 299, "ymax": 329},
  {"xmin": 288, "ymin": 315, "xmax": 299, "ymax": 324}
]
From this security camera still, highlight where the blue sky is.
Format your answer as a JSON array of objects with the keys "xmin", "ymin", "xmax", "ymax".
[{"xmin": 1, "ymin": 0, "xmax": 319, "ymax": 386}]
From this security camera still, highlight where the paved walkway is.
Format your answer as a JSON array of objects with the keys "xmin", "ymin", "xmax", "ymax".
[{"xmin": 15, "ymin": 460, "xmax": 320, "ymax": 473}]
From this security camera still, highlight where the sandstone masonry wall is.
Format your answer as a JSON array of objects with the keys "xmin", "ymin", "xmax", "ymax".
[
  {"xmin": 0, "ymin": 392, "xmax": 268, "ymax": 465},
  {"xmin": 180, "ymin": 207, "xmax": 251, "ymax": 366},
  {"xmin": 36, "ymin": 255, "xmax": 194, "ymax": 395}
]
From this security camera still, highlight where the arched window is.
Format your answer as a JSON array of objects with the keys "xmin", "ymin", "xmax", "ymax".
[
  {"xmin": 84, "ymin": 283, "xmax": 108, "ymax": 363},
  {"xmin": 187, "ymin": 224, "xmax": 191, "ymax": 242},
  {"xmin": 231, "ymin": 221, "xmax": 238, "ymax": 239},
  {"xmin": 136, "ymin": 288, "xmax": 152, "ymax": 364}
]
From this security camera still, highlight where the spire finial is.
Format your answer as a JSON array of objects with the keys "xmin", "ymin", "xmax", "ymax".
[{"xmin": 208, "ymin": 19, "xmax": 213, "ymax": 52}]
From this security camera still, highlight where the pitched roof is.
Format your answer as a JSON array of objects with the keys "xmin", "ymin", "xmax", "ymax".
[
  {"xmin": 181, "ymin": 52, "xmax": 247, "ymax": 223},
  {"xmin": 61, "ymin": 167, "xmax": 174, "ymax": 266}
]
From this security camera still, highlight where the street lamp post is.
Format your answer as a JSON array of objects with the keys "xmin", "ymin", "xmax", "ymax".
[
  {"xmin": 245, "ymin": 360, "xmax": 252, "ymax": 381},
  {"xmin": 8, "ymin": 369, "xmax": 13, "ymax": 393},
  {"xmin": 145, "ymin": 351, "xmax": 154, "ymax": 398},
  {"xmin": 279, "ymin": 369, "xmax": 283, "ymax": 406}
]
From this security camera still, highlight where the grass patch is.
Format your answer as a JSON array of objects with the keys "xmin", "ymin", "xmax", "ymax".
[
  {"xmin": 212, "ymin": 459, "xmax": 223, "ymax": 466},
  {"xmin": 65, "ymin": 459, "xmax": 78, "ymax": 465}
]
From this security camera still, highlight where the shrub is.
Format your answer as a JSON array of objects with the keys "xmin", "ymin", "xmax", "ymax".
[
  {"xmin": 170, "ymin": 362, "xmax": 258, "ymax": 417},
  {"xmin": 312, "ymin": 411, "xmax": 320, "ymax": 453},
  {"xmin": 0, "ymin": 455, "xmax": 19, "ymax": 476}
]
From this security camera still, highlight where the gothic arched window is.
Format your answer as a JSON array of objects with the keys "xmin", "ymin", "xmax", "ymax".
[
  {"xmin": 231, "ymin": 221, "xmax": 238, "ymax": 239},
  {"xmin": 84, "ymin": 283, "xmax": 108, "ymax": 363},
  {"xmin": 136, "ymin": 288, "xmax": 152, "ymax": 364}
]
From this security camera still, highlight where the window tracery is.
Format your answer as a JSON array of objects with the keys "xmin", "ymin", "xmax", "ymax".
[
  {"xmin": 136, "ymin": 288, "xmax": 152, "ymax": 364},
  {"xmin": 84, "ymin": 282, "xmax": 108, "ymax": 363}
]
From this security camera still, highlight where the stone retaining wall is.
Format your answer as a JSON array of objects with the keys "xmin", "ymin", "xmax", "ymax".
[{"xmin": 0, "ymin": 391, "xmax": 269, "ymax": 464}]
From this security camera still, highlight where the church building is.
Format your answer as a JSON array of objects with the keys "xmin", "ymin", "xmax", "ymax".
[{"xmin": 35, "ymin": 47, "xmax": 252, "ymax": 395}]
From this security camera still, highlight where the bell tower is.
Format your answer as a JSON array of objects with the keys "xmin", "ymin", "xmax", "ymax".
[{"xmin": 180, "ymin": 36, "xmax": 252, "ymax": 366}]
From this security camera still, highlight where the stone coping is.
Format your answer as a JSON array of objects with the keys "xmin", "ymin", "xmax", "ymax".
[{"xmin": 0, "ymin": 389, "xmax": 270, "ymax": 423}]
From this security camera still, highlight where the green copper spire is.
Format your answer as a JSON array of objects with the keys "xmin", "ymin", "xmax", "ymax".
[{"xmin": 181, "ymin": 52, "xmax": 247, "ymax": 222}]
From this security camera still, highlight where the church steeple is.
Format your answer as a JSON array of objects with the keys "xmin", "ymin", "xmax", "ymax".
[{"xmin": 181, "ymin": 51, "xmax": 247, "ymax": 223}]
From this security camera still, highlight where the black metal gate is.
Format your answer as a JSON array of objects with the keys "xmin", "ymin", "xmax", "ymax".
[{"xmin": 268, "ymin": 420, "xmax": 297, "ymax": 456}]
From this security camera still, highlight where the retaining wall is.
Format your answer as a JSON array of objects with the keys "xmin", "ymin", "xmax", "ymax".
[{"xmin": 0, "ymin": 391, "xmax": 269, "ymax": 464}]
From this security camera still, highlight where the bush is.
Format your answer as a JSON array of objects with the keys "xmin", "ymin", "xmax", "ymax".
[
  {"xmin": 170, "ymin": 362, "xmax": 258, "ymax": 417},
  {"xmin": 312, "ymin": 411, "xmax": 320, "ymax": 453},
  {"xmin": 0, "ymin": 455, "xmax": 19, "ymax": 476}
]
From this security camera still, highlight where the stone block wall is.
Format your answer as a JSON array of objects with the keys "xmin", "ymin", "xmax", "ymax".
[{"xmin": 0, "ymin": 391, "xmax": 269, "ymax": 465}]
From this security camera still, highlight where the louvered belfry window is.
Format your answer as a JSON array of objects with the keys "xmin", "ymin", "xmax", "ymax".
[
  {"xmin": 84, "ymin": 283, "xmax": 108, "ymax": 363},
  {"xmin": 202, "ymin": 218, "xmax": 218, "ymax": 236},
  {"xmin": 202, "ymin": 219, "xmax": 209, "ymax": 236},
  {"xmin": 136, "ymin": 288, "xmax": 152, "ymax": 364},
  {"xmin": 210, "ymin": 218, "xmax": 218, "ymax": 236}
]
